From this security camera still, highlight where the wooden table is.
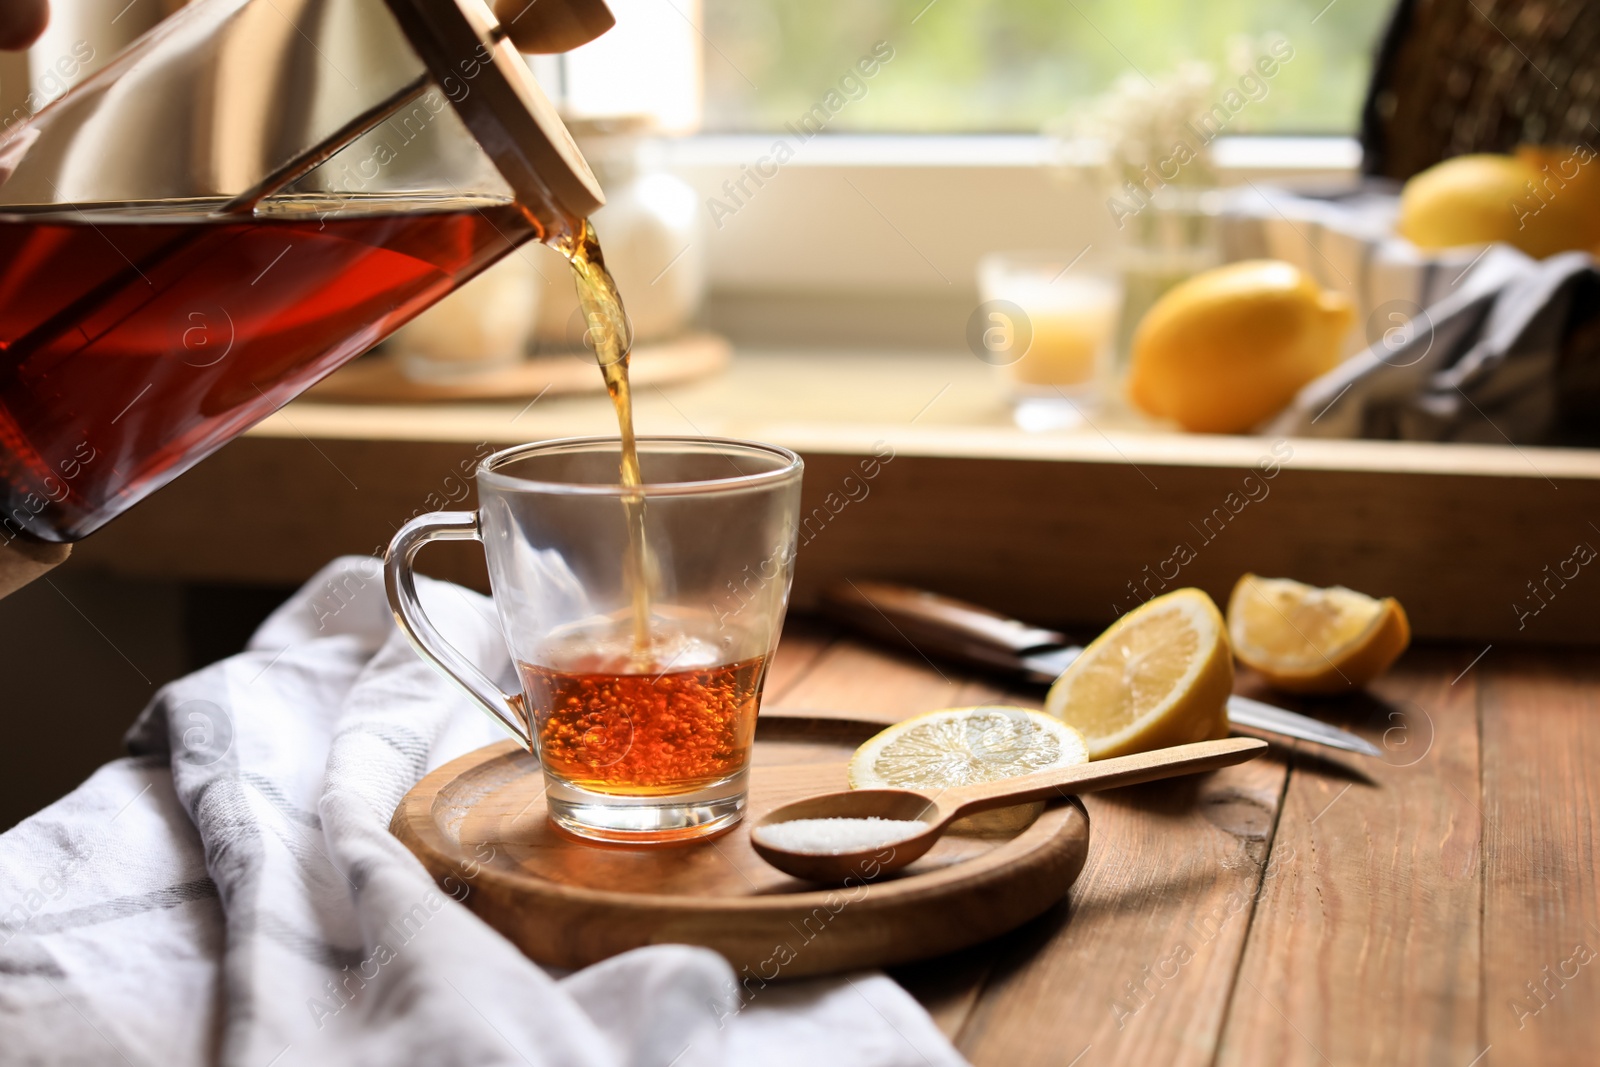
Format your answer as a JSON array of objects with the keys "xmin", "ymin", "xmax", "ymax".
[{"xmin": 765, "ymin": 620, "xmax": 1599, "ymax": 1067}]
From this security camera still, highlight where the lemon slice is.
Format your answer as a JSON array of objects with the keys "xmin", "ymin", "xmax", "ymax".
[
  {"xmin": 1044, "ymin": 588, "xmax": 1233, "ymax": 759},
  {"xmin": 848, "ymin": 706, "xmax": 1088, "ymax": 833},
  {"xmin": 1227, "ymin": 574, "xmax": 1410, "ymax": 694}
]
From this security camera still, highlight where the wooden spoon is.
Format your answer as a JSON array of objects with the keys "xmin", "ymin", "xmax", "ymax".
[{"xmin": 750, "ymin": 737, "xmax": 1267, "ymax": 883}]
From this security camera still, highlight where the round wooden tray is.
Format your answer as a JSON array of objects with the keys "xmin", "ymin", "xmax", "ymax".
[
  {"xmin": 305, "ymin": 331, "xmax": 730, "ymax": 403},
  {"xmin": 390, "ymin": 714, "xmax": 1091, "ymax": 978}
]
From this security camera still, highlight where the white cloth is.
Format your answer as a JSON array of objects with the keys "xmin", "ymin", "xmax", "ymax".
[{"xmin": 0, "ymin": 557, "xmax": 966, "ymax": 1067}]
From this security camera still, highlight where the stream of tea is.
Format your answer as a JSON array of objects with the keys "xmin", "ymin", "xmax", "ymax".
[
  {"xmin": 557, "ymin": 220, "xmax": 653, "ymax": 662},
  {"xmin": 531, "ymin": 223, "xmax": 766, "ymax": 796}
]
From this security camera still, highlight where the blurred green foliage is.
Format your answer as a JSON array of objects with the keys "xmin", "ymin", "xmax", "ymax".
[{"xmin": 700, "ymin": 0, "xmax": 1392, "ymax": 133}]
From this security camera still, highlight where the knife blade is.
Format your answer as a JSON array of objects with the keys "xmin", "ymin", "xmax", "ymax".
[{"xmin": 822, "ymin": 579, "xmax": 1383, "ymax": 759}]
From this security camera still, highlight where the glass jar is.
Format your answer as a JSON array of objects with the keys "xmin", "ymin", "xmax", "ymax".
[
  {"xmin": 533, "ymin": 117, "xmax": 704, "ymax": 350},
  {"xmin": 1111, "ymin": 186, "xmax": 1222, "ymax": 378}
]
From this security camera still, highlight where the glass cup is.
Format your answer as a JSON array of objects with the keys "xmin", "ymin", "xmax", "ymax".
[
  {"xmin": 976, "ymin": 251, "xmax": 1122, "ymax": 430},
  {"xmin": 385, "ymin": 436, "xmax": 804, "ymax": 844}
]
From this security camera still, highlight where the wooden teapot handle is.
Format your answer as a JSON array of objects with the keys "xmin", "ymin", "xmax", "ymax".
[
  {"xmin": 0, "ymin": 539, "xmax": 70, "ymax": 601},
  {"xmin": 493, "ymin": 0, "xmax": 616, "ymax": 53}
]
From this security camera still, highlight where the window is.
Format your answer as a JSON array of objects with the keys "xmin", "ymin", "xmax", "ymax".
[
  {"xmin": 544, "ymin": 0, "xmax": 1382, "ymax": 315},
  {"xmin": 562, "ymin": 0, "xmax": 1394, "ymax": 135}
]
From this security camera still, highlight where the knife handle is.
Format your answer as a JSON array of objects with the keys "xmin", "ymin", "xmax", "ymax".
[{"xmin": 820, "ymin": 580, "xmax": 1070, "ymax": 671}]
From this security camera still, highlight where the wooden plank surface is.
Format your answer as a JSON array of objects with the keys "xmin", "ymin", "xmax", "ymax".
[
  {"xmin": 1217, "ymin": 651, "xmax": 1482, "ymax": 1066},
  {"xmin": 1480, "ymin": 650, "xmax": 1600, "ymax": 1066},
  {"xmin": 762, "ymin": 626, "xmax": 1599, "ymax": 1066},
  {"xmin": 952, "ymin": 745, "xmax": 1288, "ymax": 1065}
]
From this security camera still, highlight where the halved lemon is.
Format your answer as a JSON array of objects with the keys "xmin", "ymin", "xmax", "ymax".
[
  {"xmin": 848, "ymin": 706, "xmax": 1088, "ymax": 833},
  {"xmin": 1227, "ymin": 574, "xmax": 1410, "ymax": 694},
  {"xmin": 1044, "ymin": 588, "xmax": 1233, "ymax": 759}
]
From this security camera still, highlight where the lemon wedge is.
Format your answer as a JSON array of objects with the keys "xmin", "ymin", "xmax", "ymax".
[
  {"xmin": 1044, "ymin": 588, "xmax": 1233, "ymax": 759},
  {"xmin": 1227, "ymin": 574, "xmax": 1410, "ymax": 694},
  {"xmin": 848, "ymin": 706, "xmax": 1088, "ymax": 833}
]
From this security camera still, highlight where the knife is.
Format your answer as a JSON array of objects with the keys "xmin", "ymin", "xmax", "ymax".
[{"xmin": 820, "ymin": 579, "xmax": 1382, "ymax": 759}]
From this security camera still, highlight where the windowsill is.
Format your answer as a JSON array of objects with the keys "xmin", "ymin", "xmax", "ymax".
[
  {"xmin": 665, "ymin": 133, "xmax": 1362, "ymax": 173},
  {"xmin": 260, "ymin": 347, "xmax": 1592, "ymax": 481},
  {"xmin": 660, "ymin": 135, "xmax": 1362, "ymax": 347}
]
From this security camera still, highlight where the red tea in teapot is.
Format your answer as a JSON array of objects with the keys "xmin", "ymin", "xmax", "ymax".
[{"xmin": 0, "ymin": 193, "xmax": 532, "ymax": 541}]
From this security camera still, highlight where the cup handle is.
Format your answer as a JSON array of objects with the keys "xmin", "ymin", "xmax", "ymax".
[{"xmin": 384, "ymin": 510, "xmax": 532, "ymax": 751}]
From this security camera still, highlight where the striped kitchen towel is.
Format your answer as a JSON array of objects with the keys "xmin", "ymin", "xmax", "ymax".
[
  {"xmin": 1220, "ymin": 182, "xmax": 1496, "ymax": 358},
  {"xmin": 1224, "ymin": 184, "xmax": 1600, "ymax": 443}
]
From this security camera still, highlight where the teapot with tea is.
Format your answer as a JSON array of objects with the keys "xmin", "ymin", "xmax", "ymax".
[{"xmin": 0, "ymin": 0, "xmax": 632, "ymax": 592}]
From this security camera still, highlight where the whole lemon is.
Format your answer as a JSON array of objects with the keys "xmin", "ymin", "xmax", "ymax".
[
  {"xmin": 1127, "ymin": 260, "xmax": 1353, "ymax": 434},
  {"xmin": 1513, "ymin": 144, "xmax": 1600, "ymax": 247},
  {"xmin": 1397, "ymin": 152, "xmax": 1597, "ymax": 257}
]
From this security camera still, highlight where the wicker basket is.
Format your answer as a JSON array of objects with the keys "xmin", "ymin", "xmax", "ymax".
[{"xmin": 1361, "ymin": 0, "xmax": 1600, "ymax": 180}]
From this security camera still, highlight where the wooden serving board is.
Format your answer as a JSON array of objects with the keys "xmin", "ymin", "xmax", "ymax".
[
  {"xmin": 390, "ymin": 712, "xmax": 1090, "ymax": 978},
  {"xmin": 305, "ymin": 331, "xmax": 730, "ymax": 403}
]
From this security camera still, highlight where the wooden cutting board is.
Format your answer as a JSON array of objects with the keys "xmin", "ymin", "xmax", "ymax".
[
  {"xmin": 305, "ymin": 331, "xmax": 730, "ymax": 403},
  {"xmin": 390, "ymin": 712, "xmax": 1090, "ymax": 978}
]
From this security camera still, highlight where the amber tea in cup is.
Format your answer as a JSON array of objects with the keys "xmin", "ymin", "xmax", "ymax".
[
  {"xmin": 520, "ymin": 650, "xmax": 766, "ymax": 796},
  {"xmin": 386, "ymin": 436, "xmax": 802, "ymax": 843}
]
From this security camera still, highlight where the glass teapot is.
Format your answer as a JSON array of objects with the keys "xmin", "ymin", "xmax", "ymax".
[{"xmin": 0, "ymin": 0, "xmax": 608, "ymax": 545}]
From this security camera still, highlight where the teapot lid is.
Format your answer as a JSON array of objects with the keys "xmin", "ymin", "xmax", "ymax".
[{"xmin": 382, "ymin": 0, "xmax": 605, "ymax": 233}]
